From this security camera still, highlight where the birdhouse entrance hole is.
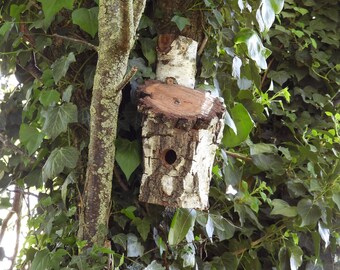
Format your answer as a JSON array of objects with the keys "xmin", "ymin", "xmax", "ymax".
[{"xmin": 163, "ymin": 149, "xmax": 177, "ymax": 165}]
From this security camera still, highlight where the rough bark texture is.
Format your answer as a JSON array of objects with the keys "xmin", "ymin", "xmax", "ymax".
[
  {"xmin": 138, "ymin": 81, "xmax": 225, "ymax": 209},
  {"xmin": 78, "ymin": 0, "xmax": 146, "ymax": 246}
]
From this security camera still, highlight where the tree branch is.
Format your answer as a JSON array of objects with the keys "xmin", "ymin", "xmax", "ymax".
[
  {"xmin": 225, "ymin": 150, "xmax": 252, "ymax": 162},
  {"xmin": 50, "ymin": 34, "xmax": 98, "ymax": 51},
  {"xmin": 78, "ymin": 0, "xmax": 146, "ymax": 247}
]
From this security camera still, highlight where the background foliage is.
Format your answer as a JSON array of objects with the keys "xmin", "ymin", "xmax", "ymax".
[{"xmin": 0, "ymin": 0, "xmax": 339, "ymax": 269}]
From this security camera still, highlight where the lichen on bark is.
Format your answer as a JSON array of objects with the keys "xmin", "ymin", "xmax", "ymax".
[{"xmin": 78, "ymin": 0, "xmax": 146, "ymax": 246}]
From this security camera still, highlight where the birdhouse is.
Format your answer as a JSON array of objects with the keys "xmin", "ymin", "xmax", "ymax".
[{"xmin": 137, "ymin": 80, "xmax": 226, "ymax": 209}]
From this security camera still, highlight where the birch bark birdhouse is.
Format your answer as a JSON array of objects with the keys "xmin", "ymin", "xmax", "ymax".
[{"xmin": 137, "ymin": 80, "xmax": 226, "ymax": 209}]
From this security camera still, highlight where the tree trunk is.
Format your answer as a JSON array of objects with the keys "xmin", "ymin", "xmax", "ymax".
[{"xmin": 78, "ymin": 0, "xmax": 146, "ymax": 246}]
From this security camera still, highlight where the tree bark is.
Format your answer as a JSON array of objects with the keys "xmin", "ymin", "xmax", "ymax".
[{"xmin": 78, "ymin": 0, "xmax": 146, "ymax": 246}]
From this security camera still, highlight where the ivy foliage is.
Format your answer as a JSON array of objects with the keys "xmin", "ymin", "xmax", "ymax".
[{"xmin": 0, "ymin": 0, "xmax": 339, "ymax": 269}]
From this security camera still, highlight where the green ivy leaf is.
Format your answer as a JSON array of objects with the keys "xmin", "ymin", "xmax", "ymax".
[
  {"xmin": 31, "ymin": 249, "xmax": 50, "ymax": 270},
  {"xmin": 23, "ymin": 168, "xmax": 43, "ymax": 188},
  {"xmin": 50, "ymin": 249, "xmax": 68, "ymax": 270},
  {"xmin": 112, "ymin": 233, "xmax": 127, "ymax": 250},
  {"xmin": 297, "ymin": 198, "xmax": 321, "ymax": 227},
  {"xmin": 222, "ymin": 103, "xmax": 254, "ymax": 147},
  {"xmin": 51, "ymin": 53, "xmax": 76, "ymax": 83},
  {"xmin": 121, "ymin": 206, "xmax": 137, "ymax": 220},
  {"xmin": 0, "ymin": 22, "xmax": 13, "ymax": 37},
  {"xmin": 19, "ymin": 124, "xmax": 45, "ymax": 155},
  {"xmin": 235, "ymin": 29, "xmax": 271, "ymax": 69},
  {"xmin": 171, "ymin": 15, "xmax": 190, "ymax": 31},
  {"xmin": 168, "ymin": 209, "xmax": 196, "ymax": 246},
  {"xmin": 115, "ymin": 138, "xmax": 141, "ymax": 180},
  {"xmin": 289, "ymin": 245, "xmax": 303, "ymax": 270},
  {"xmin": 83, "ymin": 65, "xmax": 96, "ymax": 90},
  {"xmin": 211, "ymin": 215, "xmax": 235, "ymax": 241},
  {"xmin": 132, "ymin": 217, "xmax": 151, "ymax": 242},
  {"xmin": 42, "ymin": 146, "xmax": 79, "ymax": 181},
  {"xmin": 10, "ymin": 4, "xmax": 26, "ymax": 21},
  {"xmin": 62, "ymin": 85, "xmax": 73, "ymax": 102},
  {"xmin": 39, "ymin": 90, "xmax": 60, "ymax": 107},
  {"xmin": 223, "ymin": 160, "xmax": 242, "ymax": 186},
  {"xmin": 61, "ymin": 171, "xmax": 76, "ymax": 205},
  {"xmin": 38, "ymin": 0, "xmax": 74, "ymax": 29},
  {"xmin": 139, "ymin": 37, "xmax": 156, "ymax": 65},
  {"xmin": 42, "ymin": 103, "xmax": 78, "ymax": 140},
  {"xmin": 72, "ymin": 7, "xmax": 99, "ymax": 38},
  {"xmin": 332, "ymin": 193, "xmax": 340, "ymax": 211},
  {"xmin": 251, "ymin": 154, "xmax": 283, "ymax": 173},
  {"xmin": 270, "ymin": 199, "xmax": 297, "ymax": 217}
]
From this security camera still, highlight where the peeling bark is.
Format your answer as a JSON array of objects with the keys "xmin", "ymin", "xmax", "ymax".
[{"xmin": 78, "ymin": 0, "xmax": 146, "ymax": 246}]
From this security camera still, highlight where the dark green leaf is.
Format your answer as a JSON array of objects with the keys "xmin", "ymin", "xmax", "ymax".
[
  {"xmin": 211, "ymin": 215, "xmax": 235, "ymax": 241},
  {"xmin": 132, "ymin": 217, "xmax": 150, "ymax": 242},
  {"xmin": 0, "ymin": 22, "xmax": 13, "ymax": 37},
  {"xmin": 251, "ymin": 154, "xmax": 283, "ymax": 173},
  {"xmin": 270, "ymin": 199, "xmax": 297, "ymax": 217},
  {"xmin": 121, "ymin": 206, "xmax": 136, "ymax": 220},
  {"xmin": 23, "ymin": 168, "xmax": 43, "ymax": 188},
  {"xmin": 250, "ymin": 143, "xmax": 277, "ymax": 155},
  {"xmin": 278, "ymin": 246, "xmax": 290, "ymax": 270},
  {"xmin": 268, "ymin": 70, "xmax": 291, "ymax": 85},
  {"xmin": 51, "ymin": 53, "xmax": 76, "ymax": 83},
  {"xmin": 10, "ymin": 4, "xmax": 26, "ymax": 21},
  {"xmin": 42, "ymin": 103, "xmax": 78, "ymax": 140},
  {"xmin": 50, "ymin": 249, "xmax": 68, "ymax": 270},
  {"xmin": 39, "ymin": 90, "xmax": 60, "ymax": 107},
  {"xmin": 223, "ymin": 161, "xmax": 242, "ymax": 186},
  {"xmin": 19, "ymin": 124, "xmax": 45, "ymax": 155},
  {"xmin": 42, "ymin": 146, "xmax": 79, "ymax": 181},
  {"xmin": 332, "ymin": 193, "xmax": 340, "ymax": 211},
  {"xmin": 31, "ymin": 249, "xmax": 50, "ymax": 270},
  {"xmin": 83, "ymin": 65, "xmax": 96, "ymax": 90},
  {"xmin": 171, "ymin": 15, "xmax": 190, "ymax": 31},
  {"xmin": 168, "ymin": 209, "xmax": 196, "ymax": 246},
  {"xmin": 289, "ymin": 245, "xmax": 303, "ymax": 270},
  {"xmin": 115, "ymin": 138, "xmax": 141, "ymax": 180},
  {"xmin": 61, "ymin": 171, "xmax": 76, "ymax": 205},
  {"xmin": 297, "ymin": 199, "xmax": 321, "ymax": 227},
  {"xmin": 139, "ymin": 38, "xmax": 156, "ymax": 65},
  {"xmin": 222, "ymin": 103, "xmax": 254, "ymax": 147},
  {"xmin": 112, "ymin": 233, "xmax": 127, "ymax": 250},
  {"xmin": 62, "ymin": 85, "xmax": 73, "ymax": 102},
  {"xmin": 38, "ymin": 0, "xmax": 74, "ymax": 28},
  {"xmin": 72, "ymin": 7, "xmax": 99, "ymax": 38}
]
